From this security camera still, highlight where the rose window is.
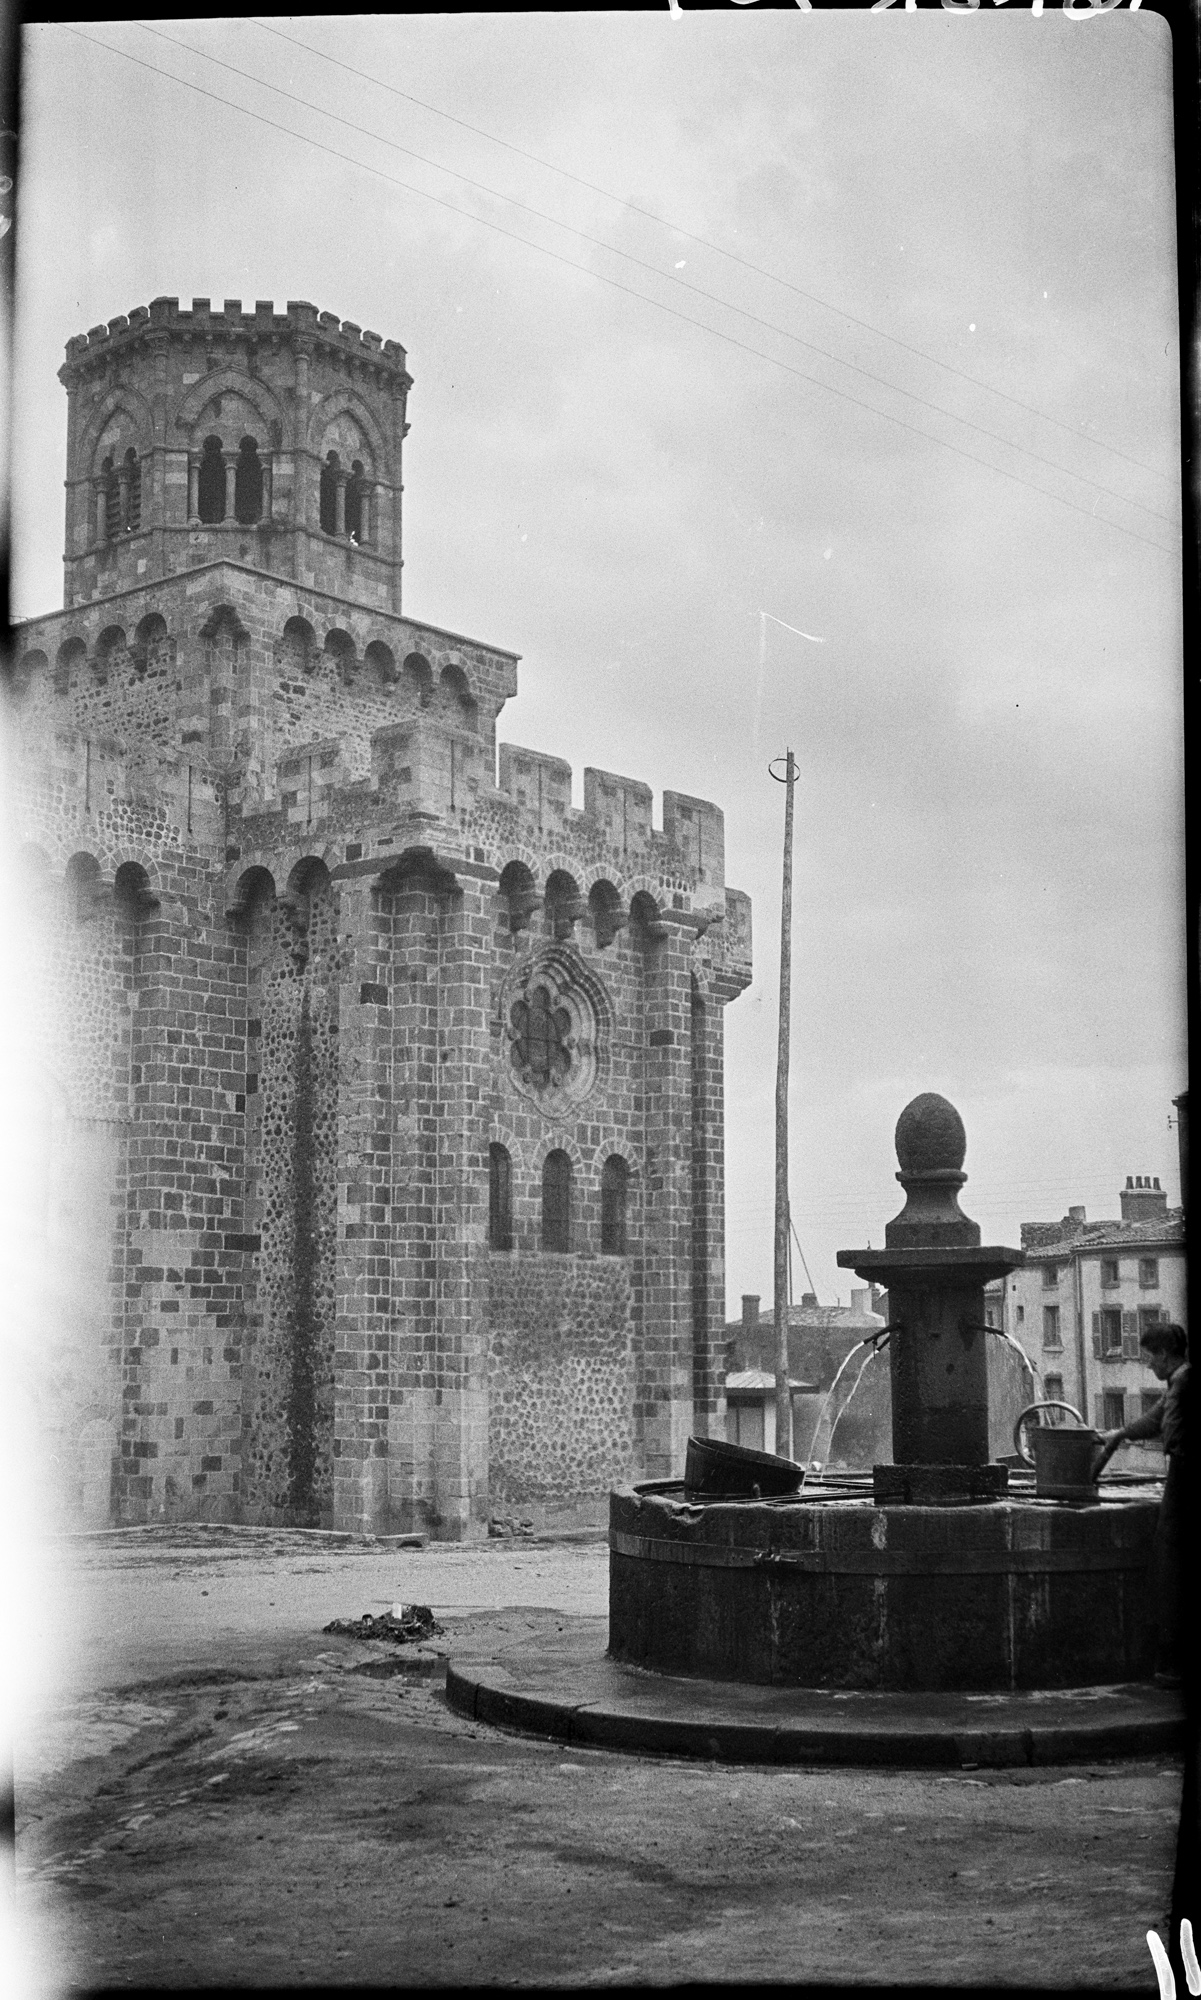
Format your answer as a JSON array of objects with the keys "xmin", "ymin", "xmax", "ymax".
[
  {"xmin": 510, "ymin": 986, "xmax": 572, "ymax": 1092},
  {"xmin": 500, "ymin": 946, "xmax": 611, "ymax": 1116}
]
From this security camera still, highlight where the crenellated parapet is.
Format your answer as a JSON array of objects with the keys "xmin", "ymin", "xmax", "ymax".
[{"xmin": 61, "ymin": 296, "xmax": 411, "ymax": 376}]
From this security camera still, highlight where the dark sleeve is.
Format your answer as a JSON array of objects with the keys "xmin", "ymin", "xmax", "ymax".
[{"xmin": 1122, "ymin": 1398, "xmax": 1165, "ymax": 1443}]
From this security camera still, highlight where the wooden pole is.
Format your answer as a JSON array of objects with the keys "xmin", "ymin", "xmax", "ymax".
[{"xmin": 774, "ymin": 748, "xmax": 796, "ymax": 1459}]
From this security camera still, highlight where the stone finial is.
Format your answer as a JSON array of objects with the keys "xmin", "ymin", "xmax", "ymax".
[
  {"xmin": 894, "ymin": 1093, "xmax": 966, "ymax": 1177},
  {"xmin": 887, "ymin": 1092, "xmax": 977, "ymax": 1247}
]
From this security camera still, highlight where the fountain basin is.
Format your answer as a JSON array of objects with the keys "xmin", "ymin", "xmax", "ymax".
[{"xmin": 608, "ymin": 1481, "xmax": 1159, "ymax": 1692}]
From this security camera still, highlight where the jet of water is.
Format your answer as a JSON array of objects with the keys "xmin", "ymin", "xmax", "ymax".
[
  {"xmin": 979, "ymin": 1323, "xmax": 1044, "ymax": 1396},
  {"xmin": 824, "ymin": 1343, "xmax": 883, "ymax": 1469},
  {"xmin": 800, "ymin": 1333, "xmax": 890, "ymax": 1483}
]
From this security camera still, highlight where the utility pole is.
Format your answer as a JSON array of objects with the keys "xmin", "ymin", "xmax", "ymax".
[{"xmin": 770, "ymin": 748, "xmax": 798, "ymax": 1459}]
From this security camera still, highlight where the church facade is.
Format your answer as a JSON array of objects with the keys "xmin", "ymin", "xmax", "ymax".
[{"xmin": 6, "ymin": 295, "xmax": 752, "ymax": 1538}]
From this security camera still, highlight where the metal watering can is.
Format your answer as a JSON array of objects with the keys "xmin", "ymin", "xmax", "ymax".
[{"xmin": 1013, "ymin": 1401, "xmax": 1102, "ymax": 1501}]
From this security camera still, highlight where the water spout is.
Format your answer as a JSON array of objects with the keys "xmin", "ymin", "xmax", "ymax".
[
  {"xmin": 824, "ymin": 1342, "xmax": 885, "ymax": 1468},
  {"xmin": 972, "ymin": 1323, "xmax": 1043, "ymax": 1398},
  {"xmin": 800, "ymin": 1330, "xmax": 892, "ymax": 1483}
]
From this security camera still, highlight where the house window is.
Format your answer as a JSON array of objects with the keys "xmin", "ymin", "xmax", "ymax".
[
  {"xmin": 197, "ymin": 436, "xmax": 225, "ymax": 523},
  {"xmin": 1102, "ymin": 1390, "xmax": 1126, "ymax": 1431},
  {"xmin": 729, "ymin": 1402, "xmax": 765, "ymax": 1452},
  {"xmin": 600, "ymin": 1155, "xmax": 629, "ymax": 1256},
  {"xmin": 488, "ymin": 1143, "xmax": 512, "ymax": 1252},
  {"xmin": 1015, "ymin": 1304, "xmax": 1024, "ymax": 1325},
  {"xmin": 1138, "ymin": 1305, "xmax": 1162, "ymax": 1338},
  {"xmin": 1101, "ymin": 1257, "xmax": 1121, "ymax": 1288},
  {"xmin": 541, "ymin": 1149, "xmax": 571, "ymax": 1253},
  {"xmin": 1044, "ymin": 1373, "xmax": 1065, "ymax": 1409},
  {"xmin": 1140, "ymin": 1390, "xmax": 1163, "ymax": 1419},
  {"xmin": 1042, "ymin": 1264, "xmax": 1059, "ymax": 1290},
  {"xmin": 1138, "ymin": 1258, "xmax": 1159, "ymax": 1289},
  {"xmin": 1100, "ymin": 1308, "xmax": 1123, "ymax": 1357},
  {"xmin": 1042, "ymin": 1305, "xmax": 1061, "ymax": 1350}
]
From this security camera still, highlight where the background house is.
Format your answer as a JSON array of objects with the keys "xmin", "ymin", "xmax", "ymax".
[{"xmin": 999, "ymin": 1173, "xmax": 1185, "ymax": 1467}]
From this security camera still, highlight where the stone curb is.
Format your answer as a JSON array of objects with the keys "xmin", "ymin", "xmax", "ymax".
[
  {"xmin": 54, "ymin": 1525, "xmax": 428, "ymax": 1548},
  {"xmin": 445, "ymin": 1658, "xmax": 1186, "ymax": 1770}
]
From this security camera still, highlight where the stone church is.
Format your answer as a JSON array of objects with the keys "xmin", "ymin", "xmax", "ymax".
[{"xmin": 5, "ymin": 295, "xmax": 752, "ymax": 1539}]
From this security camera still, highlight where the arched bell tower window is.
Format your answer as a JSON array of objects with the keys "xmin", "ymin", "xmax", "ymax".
[
  {"xmin": 234, "ymin": 437, "xmax": 263, "ymax": 524},
  {"xmin": 198, "ymin": 436, "xmax": 225, "ymax": 523},
  {"xmin": 122, "ymin": 448, "xmax": 142, "ymax": 532},
  {"xmin": 101, "ymin": 456, "xmax": 120, "ymax": 540},
  {"xmin": 345, "ymin": 460, "xmax": 370, "ymax": 545},
  {"xmin": 319, "ymin": 452, "xmax": 340, "ymax": 535},
  {"xmin": 542, "ymin": 1150, "xmax": 572, "ymax": 1254},
  {"xmin": 489, "ymin": 1144, "xmax": 513, "ymax": 1252}
]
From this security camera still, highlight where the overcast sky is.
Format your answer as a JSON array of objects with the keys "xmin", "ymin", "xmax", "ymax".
[{"xmin": 10, "ymin": 10, "xmax": 1185, "ymax": 1314}]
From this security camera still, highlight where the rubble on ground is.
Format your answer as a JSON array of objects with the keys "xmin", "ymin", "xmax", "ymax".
[{"xmin": 322, "ymin": 1605, "xmax": 444, "ymax": 1644}]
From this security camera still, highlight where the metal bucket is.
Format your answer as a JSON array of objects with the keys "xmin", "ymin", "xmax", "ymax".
[
  {"xmin": 683, "ymin": 1433, "xmax": 803, "ymax": 1500},
  {"xmin": 1013, "ymin": 1401, "xmax": 1102, "ymax": 1501}
]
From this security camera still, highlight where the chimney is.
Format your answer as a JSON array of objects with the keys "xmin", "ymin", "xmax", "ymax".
[
  {"xmin": 741, "ymin": 1294, "xmax": 760, "ymax": 1335},
  {"xmin": 850, "ymin": 1287, "xmax": 870, "ymax": 1317},
  {"xmin": 1120, "ymin": 1177, "xmax": 1169, "ymax": 1224},
  {"xmin": 1068, "ymin": 1205, "xmax": 1085, "ymax": 1223},
  {"xmin": 801, "ymin": 1292, "xmax": 818, "ymax": 1309}
]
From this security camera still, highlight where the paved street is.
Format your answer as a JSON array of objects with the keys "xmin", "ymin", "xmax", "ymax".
[{"xmin": 12, "ymin": 1526, "xmax": 1182, "ymax": 1990}]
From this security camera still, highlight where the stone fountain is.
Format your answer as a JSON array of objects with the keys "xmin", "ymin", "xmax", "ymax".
[
  {"xmin": 448, "ymin": 1096, "xmax": 1180, "ymax": 1763},
  {"xmin": 607, "ymin": 1095, "xmax": 1160, "ymax": 1691}
]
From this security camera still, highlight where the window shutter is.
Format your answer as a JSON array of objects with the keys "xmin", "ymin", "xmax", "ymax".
[
  {"xmin": 1093, "ymin": 1394, "xmax": 1105, "ymax": 1429},
  {"xmin": 1091, "ymin": 1312, "xmax": 1102, "ymax": 1358},
  {"xmin": 1121, "ymin": 1311, "xmax": 1139, "ymax": 1355}
]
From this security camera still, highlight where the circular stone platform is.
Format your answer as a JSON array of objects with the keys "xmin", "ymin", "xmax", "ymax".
[
  {"xmin": 608, "ymin": 1482, "xmax": 1161, "ymax": 1692},
  {"xmin": 445, "ymin": 1615, "xmax": 1184, "ymax": 1768}
]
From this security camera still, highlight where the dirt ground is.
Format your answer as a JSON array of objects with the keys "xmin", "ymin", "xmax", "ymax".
[{"xmin": 12, "ymin": 1526, "xmax": 1182, "ymax": 1991}]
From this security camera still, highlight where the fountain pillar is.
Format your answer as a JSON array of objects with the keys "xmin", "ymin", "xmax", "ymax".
[{"xmin": 837, "ymin": 1093, "xmax": 1023, "ymax": 1504}]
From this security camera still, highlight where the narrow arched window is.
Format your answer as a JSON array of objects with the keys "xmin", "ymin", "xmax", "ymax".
[
  {"xmin": 101, "ymin": 456, "xmax": 120, "ymax": 540},
  {"xmin": 319, "ymin": 452, "xmax": 340, "ymax": 535},
  {"xmin": 65, "ymin": 853, "xmax": 101, "ymax": 923},
  {"xmin": 345, "ymin": 460, "xmax": 365, "ymax": 543},
  {"xmin": 123, "ymin": 448, "xmax": 142, "ymax": 532},
  {"xmin": 489, "ymin": 1143, "xmax": 513, "ymax": 1252},
  {"xmin": 542, "ymin": 1150, "xmax": 571, "ymax": 1254},
  {"xmin": 198, "ymin": 436, "xmax": 225, "ymax": 523},
  {"xmin": 601, "ymin": 1156, "xmax": 629, "ymax": 1256},
  {"xmin": 234, "ymin": 437, "xmax": 263, "ymax": 524}
]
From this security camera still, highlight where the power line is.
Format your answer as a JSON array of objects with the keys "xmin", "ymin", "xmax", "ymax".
[
  {"xmin": 63, "ymin": 27, "xmax": 1178, "ymax": 559},
  {"xmin": 132, "ymin": 20, "xmax": 1178, "ymax": 532},
  {"xmin": 248, "ymin": 14, "xmax": 1178, "ymax": 491}
]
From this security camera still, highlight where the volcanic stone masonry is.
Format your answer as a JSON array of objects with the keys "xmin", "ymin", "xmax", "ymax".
[{"xmin": 4, "ymin": 295, "xmax": 753, "ymax": 1540}]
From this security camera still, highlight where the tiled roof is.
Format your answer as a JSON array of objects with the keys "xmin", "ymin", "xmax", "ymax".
[
  {"xmin": 1021, "ymin": 1212, "xmax": 1184, "ymax": 1258},
  {"xmin": 725, "ymin": 1369, "xmax": 819, "ymax": 1393},
  {"xmin": 725, "ymin": 1303, "xmax": 885, "ymax": 1334}
]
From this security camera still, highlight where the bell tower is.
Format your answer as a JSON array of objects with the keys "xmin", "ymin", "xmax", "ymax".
[{"xmin": 59, "ymin": 296, "xmax": 412, "ymax": 614}]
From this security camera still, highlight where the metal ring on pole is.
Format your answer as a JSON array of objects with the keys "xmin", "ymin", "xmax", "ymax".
[{"xmin": 768, "ymin": 756, "xmax": 800, "ymax": 785}]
